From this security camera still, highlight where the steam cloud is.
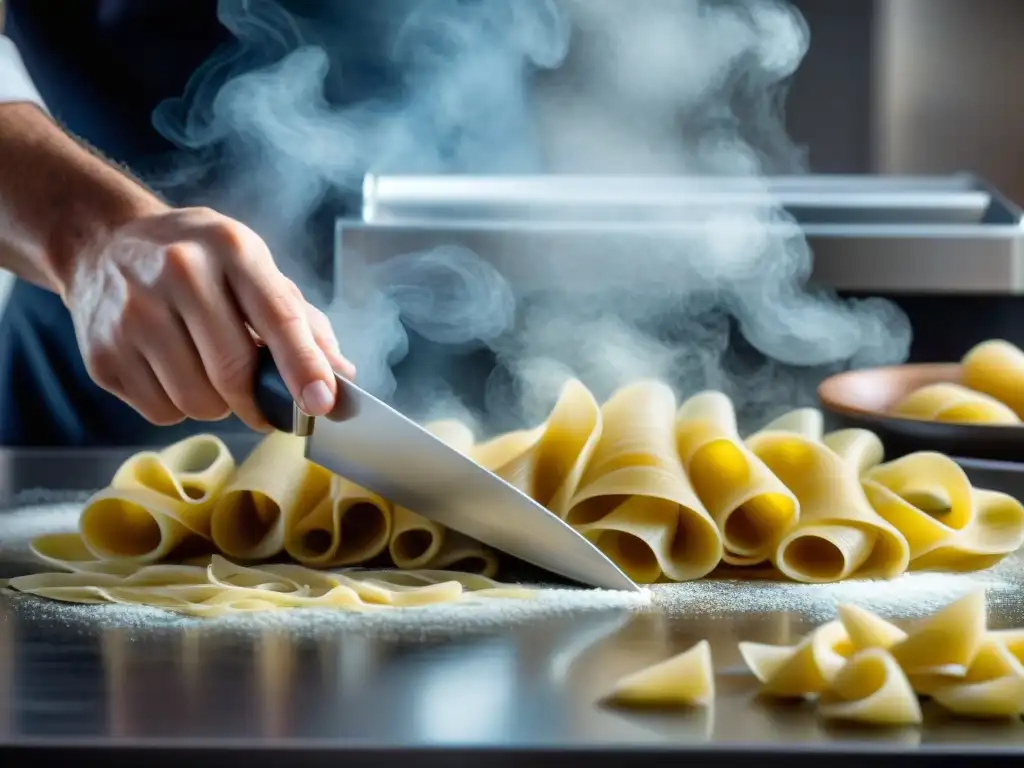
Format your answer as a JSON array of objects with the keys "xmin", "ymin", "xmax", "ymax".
[{"xmin": 152, "ymin": 0, "xmax": 911, "ymax": 434}]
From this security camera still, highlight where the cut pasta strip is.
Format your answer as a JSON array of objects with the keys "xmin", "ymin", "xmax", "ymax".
[
  {"xmin": 836, "ymin": 604, "xmax": 907, "ymax": 651},
  {"xmin": 6, "ymin": 555, "xmax": 527, "ymax": 617},
  {"xmin": 739, "ymin": 621, "xmax": 852, "ymax": 697},
  {"xmin": 676, "ymin": 392, "xmax": 798, "ymax": 565},
  {"xmin": 566, "ymin": 381, "xmax": 722, "ymax": 582},
  {"xmin": 890, "ymin": 382, "xmax": 1019, "ymax": 425},
  {"xmin": 818, "ymin": 649, "xmax": 922, "ymax": 726},
  {"xmin": 961, "ymin": 339, "xmax": 1024, "ymax": 419},
  {"xmin": 889, "ymin": 589, "xmax": 987, "ymax": 675},
  {"xmin": 747, "ymin": 429, "xmax": 909, "ymax": 582},
  {"xmin": 603, "ymin": 640, "xmax": 715, "ymax": 708}
]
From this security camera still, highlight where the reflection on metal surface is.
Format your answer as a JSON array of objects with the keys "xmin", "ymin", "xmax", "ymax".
[
  {"xmin": 413, "ymin": 646, "xmax": 516, "ymax": 743},
  {"xmin": 256, "ymin": 631, "xmax": 294, "ymax": 738}
]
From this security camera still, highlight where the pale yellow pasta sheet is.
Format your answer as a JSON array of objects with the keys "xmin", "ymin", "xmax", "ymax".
[
  {"xmin": 676, "ymin": 392, "xmax": 798, "ymax": 566},
  {"xmin": 746, "ymin": 422, "xmax": 909, "ymax": 583},
  {"xmin": 565, "ymin": 381, "xmax": 722, "ymax": 583}
]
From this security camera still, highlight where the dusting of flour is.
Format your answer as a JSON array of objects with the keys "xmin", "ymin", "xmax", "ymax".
[{"xmin": 0, "ymin": 501, "xmax": 650, "ymax": 642}]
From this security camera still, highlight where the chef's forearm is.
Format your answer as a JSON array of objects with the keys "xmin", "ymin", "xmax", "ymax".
[{"xmin": 0, "ymin": 101, "xmax": 166, "ymax": 296}]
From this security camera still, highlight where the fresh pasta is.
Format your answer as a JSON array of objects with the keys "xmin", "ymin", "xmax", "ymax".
[
  {"xmin": 889, "ymin": 338, "xmax": 1024, "ymax": 425},
  {"xmin": 7, "ymin": 376, "xmax": 1024, "ymax": 617},
  {"xmin": 602, "ymin": 639, "xmax": 714, "ymax": 708},
  {"xmin": 737, "ymin": 590, "xmax": 1024, "ymax": 725}
]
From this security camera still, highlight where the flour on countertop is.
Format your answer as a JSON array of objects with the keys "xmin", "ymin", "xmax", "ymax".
[
  {"xmin": 3, "ymin": 499, "xmax": 1023, "ymax": 641},
  {"xmin": 0, "ymin": 501, "xmax": 650, "ymax": 642}
]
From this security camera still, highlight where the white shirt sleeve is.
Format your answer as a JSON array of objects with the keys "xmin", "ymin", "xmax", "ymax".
[{"xmin": 0, "ymin": 35, "xmax": 49, "ymax": 113}]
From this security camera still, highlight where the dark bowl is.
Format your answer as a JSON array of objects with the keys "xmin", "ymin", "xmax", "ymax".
[{"xmin": 817, "ymin": 363, "xmax": 1024, "ymax": 462}]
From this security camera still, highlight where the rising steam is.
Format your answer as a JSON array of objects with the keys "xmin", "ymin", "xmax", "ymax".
[{"xmin": 152, "ymin": 0, "xmax": 910, "ymax": 434}]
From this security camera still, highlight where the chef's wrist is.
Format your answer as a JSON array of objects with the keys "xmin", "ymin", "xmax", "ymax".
[{"xmin": 0, "ymin": 103, "xmax": 169, "ymax": 297}]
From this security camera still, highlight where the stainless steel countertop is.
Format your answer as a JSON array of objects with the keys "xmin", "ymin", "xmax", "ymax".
[{"xmin": 0, "ymin": 443, "xmax": 1023, "ymax": 766}]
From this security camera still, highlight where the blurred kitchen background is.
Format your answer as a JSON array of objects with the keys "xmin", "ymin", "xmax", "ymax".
[{"xmin": 1, "ymin": 0, "xmax": 1019, "ymax": 309}]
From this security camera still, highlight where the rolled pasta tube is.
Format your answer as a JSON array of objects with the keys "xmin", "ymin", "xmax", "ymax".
[
  {"xmin": 739, "ymin": 621, "xmax": 852, "ymax": 697},
  {"xmin": 818, "ymin": 649, "xmax": 922, "ymax": 726},
  {"xmin": 389, "ymin": 419, "xmax": 479, "ymax": 569},
  {"xmin": 566, "ymin": 382, "xmax": 722, "ymax": 582},
  {"xmin": 860, "ymin": 452, "xmax": 974, "ymax": 560},
  {"xmin": 676, "ymin": 392, "xmax": 798, "ymax": 562},
  {"xmin": 427, "ymin": 533, "xmax": 500, "ymax": 578},
  {"xmin": 908, "ymin": 488, "xmax": 1024, "ymax": 573},
  {"xmin": 890, "ymin": 382, "xmax": 1019, "ymax": 425},
  {"xmin": 961, "ymin": 339, "xmax": 1024, "ymax": 419},
  {"xmin": 79, "ymin": 435, "xmax": 236, "ymax": 562},
  {"xmin": 210, "ymin": 432, "xmax": 332, "ymax": 561},
  {"xmin": 748, "ymin": 432, "xmax": 909, "ymax": 582},
  {"xmin": 473, "ymin": 379, "xmax": 602, "ymax": 516},
  {"xmin": 286, "ymin": 476, "xmax": 392, "ymax": 567}
]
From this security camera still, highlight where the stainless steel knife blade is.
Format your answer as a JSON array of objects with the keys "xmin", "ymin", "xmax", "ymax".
[{"xmin": 252, "ymin": 347, "xmax": 641, "ymax": 592}]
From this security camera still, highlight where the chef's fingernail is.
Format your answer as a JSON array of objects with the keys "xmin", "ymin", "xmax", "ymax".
[{"xmin": 301, "ymin": 380, "xmax": 334, "ymax": 416}]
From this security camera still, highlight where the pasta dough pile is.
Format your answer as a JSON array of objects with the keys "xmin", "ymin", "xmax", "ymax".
[
  {"xmin": 6, "ymin": 376, "xmax": 1024, "ymax": 617},
  {"xmin": 892, "ymin": 339, "xmax": 1024, "ymax": 425},
  {"xmin": 474, "ymin": 381, "xmax": 1024, "ymax": 584},
  {"xmin": 6, "ymin": 424, "xmax": 529, "ymax": 616},
  {"xmin": 604, "ymin": 590, "xmax": 1024, "ymax": 726}
]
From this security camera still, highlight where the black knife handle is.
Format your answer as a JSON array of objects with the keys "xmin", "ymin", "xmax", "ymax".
[{"xmin": 253, "ymin": 345, "xmax": 297, "ymax": 433}]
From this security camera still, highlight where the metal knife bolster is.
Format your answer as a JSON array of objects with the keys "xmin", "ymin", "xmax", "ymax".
[{"xmin": 253, "ymin": 346, "xmax": 317, "ymax": 438}]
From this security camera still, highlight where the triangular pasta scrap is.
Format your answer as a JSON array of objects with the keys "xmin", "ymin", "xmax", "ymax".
[
  {"xmin": 742, "ymin": 621, "xmax": 852, "ymax": 698},
  {"xmin": 818, "ymin": 648, "xmax": 923, "ymax": 726},
  {"xmin": 836, "ymin": 604, "xmax": 907, "ymax": 651},
  {"xmin": 890, "ymin": 589, "xmax": 988, "ymax": 675},
  {"xmin": 929, "ymin": 637, "xmax": 1024, "ymax": 719},
  {"xmin": 603, "ymin": 640, "xmax": 714, "ymax": 708}
]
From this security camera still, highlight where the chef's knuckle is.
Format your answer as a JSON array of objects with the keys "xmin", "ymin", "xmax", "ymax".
[
  {"xmin": 147, "ymin": 406, "xmax": 186, "ymax": 426},
  {"xmin": 85, "ymin": 348, "xmax": 118, "ymax": 388},
  {"xmin": 163, "ymin": 243, "xmax": 202, "ymax": 283},
  {"xmin": 206, "ymin": 218, "xmax": 251, "ymax": 257},
  {"xmin": 210, "ymin": 346, "xmax": 256, "ymax": 396}
]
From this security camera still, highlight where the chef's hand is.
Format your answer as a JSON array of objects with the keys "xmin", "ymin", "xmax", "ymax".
[{"xmin": 62, "ymin": 206, "xmax": 356, "ymax": 431}]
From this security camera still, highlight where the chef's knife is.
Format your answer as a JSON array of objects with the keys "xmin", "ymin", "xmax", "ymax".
[{"xmin": 252, "ymin": 346, "xmax": 641, "ymax": 592}]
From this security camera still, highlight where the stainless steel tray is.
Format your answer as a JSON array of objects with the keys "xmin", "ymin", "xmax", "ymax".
[{"xmin": 339, "ymin": 173, "xmax": 1024, "ymax": 295}]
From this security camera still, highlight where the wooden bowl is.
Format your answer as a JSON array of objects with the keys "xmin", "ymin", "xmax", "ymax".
[{"xmin": 818, "ymin": 363, "xmax": 1024, "ymax": 462}]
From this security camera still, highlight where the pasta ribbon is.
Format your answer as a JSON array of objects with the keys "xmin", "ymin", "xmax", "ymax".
[
  {"xmin": 676, "ymin": 392, "xmax": 798, "ymax": 566},
  {"xmin": 747, "ymin": 426, "xmax": 909, "ymax": 583},
  {"xmin": 891, "ymin": 382, "xmax": 1019, "ymax": 425},
  {"xmin": 565, "ymin": 381, "xmax": 722, "ymax": 582}
]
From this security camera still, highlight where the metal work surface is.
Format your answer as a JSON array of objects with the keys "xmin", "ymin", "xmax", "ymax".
[{"xmin": 0, "ymin": 446, "xmax": 1024, "ymax": 767}]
